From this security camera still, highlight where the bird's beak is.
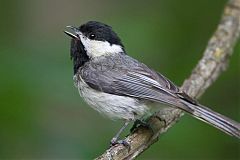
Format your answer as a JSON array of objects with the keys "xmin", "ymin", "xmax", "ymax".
[{"xmin": 64, "ymin": 26, "xmax": 81, "ymax": 39}]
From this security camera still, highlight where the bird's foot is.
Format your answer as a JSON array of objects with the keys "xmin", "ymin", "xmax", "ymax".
[
  {"xmin": 130, "ymin": 119, "xmax": 154, "ymax": 134},
  {"xmin": 110, "ymin": 138, "xmax": 131, "ymax": 151}
]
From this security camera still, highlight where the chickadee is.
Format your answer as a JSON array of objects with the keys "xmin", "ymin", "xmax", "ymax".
[{"xmin": 64, "ymin": 21, "xmax": 240, "ymax": 144}]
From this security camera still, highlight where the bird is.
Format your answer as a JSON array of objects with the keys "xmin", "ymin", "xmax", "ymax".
[{"xmin": 64, "ymin": 21, "xmax": 240, "ymax": 145}]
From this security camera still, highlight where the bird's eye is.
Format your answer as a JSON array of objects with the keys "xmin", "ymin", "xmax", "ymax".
[{"xmin": 89, "ymin": 34, "xmax": 96, "ymax": 39}]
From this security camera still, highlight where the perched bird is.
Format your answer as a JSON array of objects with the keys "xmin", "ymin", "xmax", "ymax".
[{"xmin": 64, "ymin": 21, "xmax": 240, "ymax": 144}]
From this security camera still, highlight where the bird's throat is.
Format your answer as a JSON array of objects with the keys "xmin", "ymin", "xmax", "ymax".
[{"xmin": 70, "ymin": 39, "xmax": 90, "ymax": 74}]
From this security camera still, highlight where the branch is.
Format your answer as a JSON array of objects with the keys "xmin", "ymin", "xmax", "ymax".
[{"xmin": 96, "ymin": 0, "xmax": 240, "ymax": 159}]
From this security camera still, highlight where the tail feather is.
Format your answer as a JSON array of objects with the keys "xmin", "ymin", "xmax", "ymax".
[{"xmin": 180, "ymin": 101, "xmax": 240, "ymax": 139}]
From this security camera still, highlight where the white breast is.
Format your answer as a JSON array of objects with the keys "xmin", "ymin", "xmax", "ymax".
[{"xmin": 73, "ymin": 75, "xmax": 149, "ymax": 120}]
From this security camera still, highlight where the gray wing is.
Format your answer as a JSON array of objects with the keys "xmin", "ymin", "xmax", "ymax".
[
  {"xmin": 80, "ymin": 56, "xmax": 197, "ymax": 108},
  {"xmin": 79, "ymin": 56, "xmax": 240, "ymax": 139}
]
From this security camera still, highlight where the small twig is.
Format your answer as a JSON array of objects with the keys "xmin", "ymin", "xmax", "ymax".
[{"xmin": 95, "ymin": 0, "xmax": 240, "ymax": 159}]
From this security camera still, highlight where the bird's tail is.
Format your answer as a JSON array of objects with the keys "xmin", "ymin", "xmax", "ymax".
[{"xmin": 180, "ymin": 100, "xmax": 240, "ymax": 139}]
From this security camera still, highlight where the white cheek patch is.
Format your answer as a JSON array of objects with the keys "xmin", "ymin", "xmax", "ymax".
[{"xmin": 80, "ymin": 35, "xmax": 123, "ymax": 58}]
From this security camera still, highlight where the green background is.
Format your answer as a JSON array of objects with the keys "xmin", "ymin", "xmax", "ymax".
[{"xmin": 0, "ymin": 0, "xmax": 239, "ymax": 159}]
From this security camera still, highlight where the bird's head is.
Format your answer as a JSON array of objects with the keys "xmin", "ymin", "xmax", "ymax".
[
  {"xmin": 64, "ymin": 21, "xmax": 125, "ymax": 74},
  {"xmin": 65, "ymin": 21, "xmax": 125, "ymax": 58}
]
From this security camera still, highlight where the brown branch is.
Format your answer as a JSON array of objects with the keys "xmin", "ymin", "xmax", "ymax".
[{"xmin": 95, "ymin": 0, "xmax": 240, "ymax": 159}]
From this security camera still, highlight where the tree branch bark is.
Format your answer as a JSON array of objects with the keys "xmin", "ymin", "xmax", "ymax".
[{"xmin": 96, "ymin": 0, "xmax": 240, "ymax": 159}]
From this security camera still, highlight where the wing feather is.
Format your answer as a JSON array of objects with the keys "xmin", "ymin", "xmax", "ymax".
[{"xmin": 79, "ymin": 54, "xmax": 189, "ymax": 106}]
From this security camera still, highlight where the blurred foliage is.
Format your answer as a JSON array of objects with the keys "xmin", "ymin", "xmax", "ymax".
[{"xmin": 0, "ymin": 0, "xmax": 239, "ymax": 159}]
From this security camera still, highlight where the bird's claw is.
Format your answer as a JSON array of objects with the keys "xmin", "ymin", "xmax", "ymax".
[{"xmin": 110, "ymin": 139, "xmax": 131, "ymax": 151}]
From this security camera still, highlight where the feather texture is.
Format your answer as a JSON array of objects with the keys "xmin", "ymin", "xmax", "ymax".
[{"xmin": 75, "ymin": 53, "xmax": 240, "ymax": 138}]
